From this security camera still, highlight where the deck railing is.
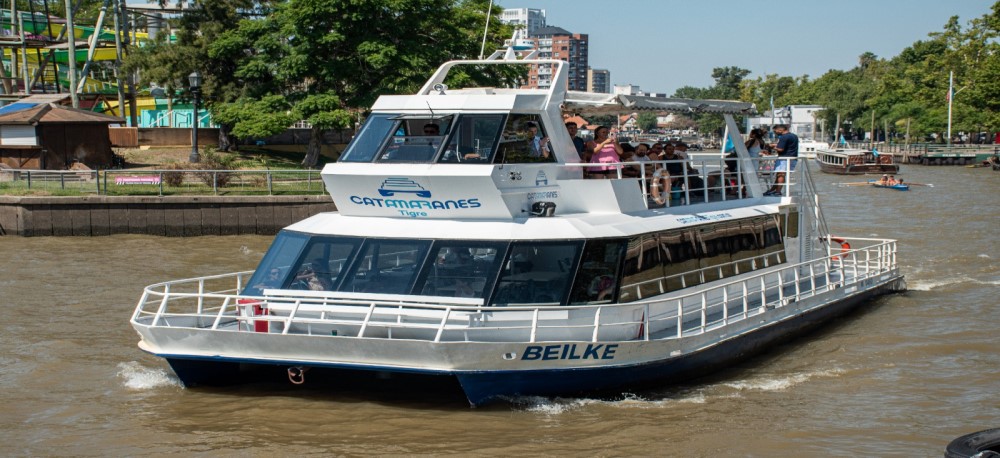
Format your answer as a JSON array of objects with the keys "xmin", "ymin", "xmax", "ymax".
[
  {"xmin": 132, "ymin": 237, "xmax": 898, "ymax": 345},
  {"xmin": 564, "ymin": 155, "xmax": 796, "ymax": 208}
]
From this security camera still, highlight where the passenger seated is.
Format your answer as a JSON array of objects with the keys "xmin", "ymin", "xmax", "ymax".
[{"xmin": 671, "ymin": 142, "xmax": 705, "ymax": 191}]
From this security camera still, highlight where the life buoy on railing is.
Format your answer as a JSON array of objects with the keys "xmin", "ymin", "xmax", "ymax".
[
  {"xmin": 879, "ymin": 155, "xmax": 892, "ymax": 164},
  {"xmin": 824, "ymin": 237, "xmax": 851, "ymax": 260}
]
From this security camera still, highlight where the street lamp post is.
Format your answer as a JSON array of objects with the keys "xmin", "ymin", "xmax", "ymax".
[{"xmin": 188, "ymin": 71, "xmax": 202, "ymax": 163}]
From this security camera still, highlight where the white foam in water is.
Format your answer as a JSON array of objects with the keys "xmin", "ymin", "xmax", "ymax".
[
  {"xmin": 908, "ymin": 276, "xmax": 974, "ymax": 291},
  {"xmin": 116, "ymin": 361, "xmax": 181, "ymax": 390},
  {"xmin": 978, "ymin": 254, "xmax": 991, "ymax": 259},
  {"xmin": 723, "ymin": 368, "xmax": 845, "ymax": 392},
  {"xmin": 509, "ymin": 390, "xmax": 709, "ymax": 414}
]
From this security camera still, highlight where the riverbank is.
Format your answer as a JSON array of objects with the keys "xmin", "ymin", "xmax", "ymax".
[{"xmin": 0, "ymin": 195, "xmax": 336, "ymax": 236}]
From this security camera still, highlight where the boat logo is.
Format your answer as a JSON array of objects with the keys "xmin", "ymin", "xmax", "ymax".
[
  {"xmin": 535, "ymin": 170, "xmax": 548, "ymax": 186},
  {"xmin": 348, "ymin": 176, "xmax": 482, "ymax": 217},
  {"xmin": 378, "ymin": 177, "xmax": 432, "ymax": 198}
]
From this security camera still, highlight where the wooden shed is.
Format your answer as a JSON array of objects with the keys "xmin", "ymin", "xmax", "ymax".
[{"xmin": 0, "ymin": 101, "xmax": 125, "ymax": 170}]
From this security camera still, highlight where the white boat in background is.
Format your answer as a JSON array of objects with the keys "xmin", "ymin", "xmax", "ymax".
[
  {"xmin": 799, "ymin": 139, "xmax": 829, "ymax": 159},
  {"xmin": 129, "ymin": 39, "xmax": 905, "ymax": 406}
]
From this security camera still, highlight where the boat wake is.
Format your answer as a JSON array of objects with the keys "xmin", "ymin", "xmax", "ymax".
[
  {"xmin": 908, "ymin": 276, "xmax": 978, "ymax": 291},
  {"xmin": 508, "ymin": 369, "xmax": 845, "ymax": 414},
  {"xmin": 116, "ymin": 361, "xmax": 181, "ymax": 390},
  {"xmin": 721, "ymin": 368, "xmax": 845, "ymax": 392}
]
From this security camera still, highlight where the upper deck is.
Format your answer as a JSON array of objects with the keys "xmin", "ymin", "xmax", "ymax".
[{"xmin": 322, "ymin": 57, "xmax": 759, "ymax": 221}]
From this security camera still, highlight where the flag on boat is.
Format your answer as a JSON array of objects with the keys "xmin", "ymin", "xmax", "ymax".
[
  {"xmin": 839, "ymin": 135, "xmax": 847, "ymax": 145},
  {"xmin": 872, "ymin": 147, "xmax": 879, "ymax": 157},
  {"xmin": 723, "ymin": 135, "xmax": 734, "ymax": 152}
]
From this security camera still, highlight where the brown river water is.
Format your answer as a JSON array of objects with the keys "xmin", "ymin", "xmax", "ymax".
[{"xmin": 1, "ymin": 165, "xmax": 997, "ymax": 456}]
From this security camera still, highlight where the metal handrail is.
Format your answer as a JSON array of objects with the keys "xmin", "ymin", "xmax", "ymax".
[{"xmin": 132, "ymin": 238, "xmax": 897, "ymax": 344}]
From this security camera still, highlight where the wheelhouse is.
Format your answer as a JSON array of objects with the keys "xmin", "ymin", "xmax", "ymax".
[{"xmin": 338, "ymin": 112, "xmax": 557, "ymax": 165}]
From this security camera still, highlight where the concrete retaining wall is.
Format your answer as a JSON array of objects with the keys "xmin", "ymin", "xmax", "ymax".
[{"xmin": 0, "ymin": 195, "xmax": 337, "ymax": 236}]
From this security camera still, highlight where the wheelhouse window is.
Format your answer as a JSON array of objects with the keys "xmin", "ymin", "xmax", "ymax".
[
  {"xmin": 438, "ymin": 114, "xmax": 505, "ymax": 163},
  {"xmin": 494, "ymin": 114, "xmax": 555, "ymax": 163},
  {"xmin": 338, "ymin": 114, "xmax": 396, "ymax": 163},
  {"xmin": 417, "ymin": 242, "xmax": 505, "ymax": 299},
  {"xmin": 491, "ymin": 241, "xmax": 581, "ymax": 305},
  {"xmin": 376, "ymin": 115, "xmax": 454, "ymax": 163}
]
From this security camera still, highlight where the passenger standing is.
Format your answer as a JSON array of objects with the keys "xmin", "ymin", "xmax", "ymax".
[
  {"xmin": 765, "ymin": 124, "xmax": 798, "ymax": 196},
  {"xmin": 745, "ymin": 128, "xmax": 769, "ymax": 158},
  {"xmin": 566, "ymin": 122, "xmax": 586, "ymax": 161},
  {"xmin": 525, "ymin": 122, "xmax": 550, "ymax": 158},
  {"xmin": 585, "ymin": 126, "xmax": 623, "ymax": 178}
]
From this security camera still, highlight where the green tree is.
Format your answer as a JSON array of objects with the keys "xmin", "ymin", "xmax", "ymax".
[{"xmin": 637, "ymin": 112, "xmax": 658, "ymax": 132}]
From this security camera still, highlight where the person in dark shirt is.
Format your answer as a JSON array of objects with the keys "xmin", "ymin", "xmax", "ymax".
[
  {"xmin": 566, "ymin": 122, "xmax": 586, "ymax": 161},
  {"xmin": 765, "ymin": 124, "xmax": 799, "ymax": 196}
]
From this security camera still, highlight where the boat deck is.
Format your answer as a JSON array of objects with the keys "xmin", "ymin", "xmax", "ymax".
[{"xmin": 132, "ymin": 238, "xmax": 897, "ymax": 346}]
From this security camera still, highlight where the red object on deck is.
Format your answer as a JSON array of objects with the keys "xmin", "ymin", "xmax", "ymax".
[{"xmin": 237, "ymin": 299, "xmax": 268, "ymax": 332}]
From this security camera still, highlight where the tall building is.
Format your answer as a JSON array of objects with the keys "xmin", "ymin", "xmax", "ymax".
[
  {"xmin": 587, "ymin": 68, "xmax": 611, "ymax": 93},
  {"xmin": 499, "ymin": 8, "xmax": 546, "ymax": 35},
  {"xmin": 521, "ymin": 26, "xmax": 589, "ymax": 91}
]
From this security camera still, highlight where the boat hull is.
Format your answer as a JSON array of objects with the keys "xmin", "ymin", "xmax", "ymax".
[
  {"xmin": 871, "ymin": 183, "xmax": 909, "ymax": 191},
  {"xmin": 145, "ymin": 274, "xmax": 904, "ymax": 406},
  {"xmin": 817, "ymin": 161, "xmax": 900, "ymax": 175}
]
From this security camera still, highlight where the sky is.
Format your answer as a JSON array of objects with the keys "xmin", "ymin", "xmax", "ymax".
[{"xmin": 496, "ymin": 0, "xmax": 996, "ymax": 94}]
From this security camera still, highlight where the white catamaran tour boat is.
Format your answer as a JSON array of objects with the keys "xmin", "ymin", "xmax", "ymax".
[{"xmin": 130, "ymin": 46, "xmax": 905, "ymax": 406}]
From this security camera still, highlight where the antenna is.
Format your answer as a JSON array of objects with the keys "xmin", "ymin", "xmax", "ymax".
[
  {"xmin": 479, "ymin": 0, "xmax": 494, "ymax": 59},
  {"xmin": 425, "ymin": 101, "xmax": 436, "ymax": 118}
]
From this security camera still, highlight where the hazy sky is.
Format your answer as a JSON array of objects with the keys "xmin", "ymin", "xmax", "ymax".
[{"xmin": 496, "ymin": 0, "xmax": 996, "ymax": 94}]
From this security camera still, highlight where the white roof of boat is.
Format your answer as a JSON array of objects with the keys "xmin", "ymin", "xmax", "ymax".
[
  {"xmin": 285, "ymin": 199, "xmax": 781, "ymax": 240},
  {"xmin": 563, "ymin": 92, "xmax": 756, "ymax": 115}
]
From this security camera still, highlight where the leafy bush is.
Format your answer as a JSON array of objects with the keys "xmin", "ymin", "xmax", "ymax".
[
  {"xmin": 162, "ymin": 163, "xmax": 185, "ymax": 187},
  {"xmin": 193, "ymin": 147, "xmax": 237, "ymax": 188}
]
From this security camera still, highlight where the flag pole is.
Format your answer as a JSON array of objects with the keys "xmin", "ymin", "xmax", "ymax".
[{"xmin": 947, "ymin": 71, "xmax": 953, "ymax": 147}]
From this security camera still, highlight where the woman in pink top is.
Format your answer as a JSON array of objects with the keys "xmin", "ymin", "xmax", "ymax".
[{"xmin": 585, "ymin": 126, "xmax": 623, "ymax": 178}]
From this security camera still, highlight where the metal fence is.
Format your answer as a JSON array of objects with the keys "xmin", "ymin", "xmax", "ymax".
[{"xmin": 0, "ymin": 169, "xmax": 328, "ymax": 196}]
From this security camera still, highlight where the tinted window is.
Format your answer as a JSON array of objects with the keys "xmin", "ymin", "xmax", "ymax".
[
  {"xmin": 417, "ymin": 242, "xmax": 506, "ymax": 298},
  {"xmin": 286, "ymin": 238, "xmax": 362, "ymax": 291},
  {"xmin": 340, "ymin": 239, "xmax": 431, "ymax": 294},
  {"xmin": 377, "ymin": 116, "xmax": 454, "ymax": 163},
  {"xmin": 242, "ymin": 230, "xmax": 310, "ymax": 295},
  {"xmin": 618, "ymin": 234, "xmax": 663, "ymax": 302},
  {"xmin": 339, "ymin": 114, "xmax": 395, "ymax": 162},
  {"xmin": 438, "ymin": 114, "xmax": 505, "ymax": 163},
  {"xmin": 491, "ymin": 242, "xmax": 581, "ymax": 305},
  {"xmin": 494, "ymin": 114, "xmax": 555, "ymax": 163},
  {"xmin": 569, "ymin": 239, "xmax": 626, "ymax": 304}
]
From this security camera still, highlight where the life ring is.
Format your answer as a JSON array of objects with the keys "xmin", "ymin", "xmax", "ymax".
[
  {"xmin": 878, "ymin": 155, "xmax": 892, "ymax": 164},
  {"xmin": 826, "ymin": 237, "xmax": 851, "ymax": 260}
]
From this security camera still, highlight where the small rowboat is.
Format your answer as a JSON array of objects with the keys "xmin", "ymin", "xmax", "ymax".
[{"xmin": 869, "ymin": 181, "xmax": 909, "ymax": 191}]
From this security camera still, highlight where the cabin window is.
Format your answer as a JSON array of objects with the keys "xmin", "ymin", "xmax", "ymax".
[
  {"xmin": 494, "ymin": 114, "xmax": 556, "ymax": 163},
  {"xmin": 416, "ymin": 242, "xmax": 506, "ymax": 299},
  {"xmin": 618, "ymin": 234, "xmax": 663, "ymax": 302},
  {"xmin": 286, "ymin": 237, "xmax": 363, "ymax": 291},
  {"xmin": 490, "ymin": 241, "xmax": 581, "ymax": 305},
  {"xmin": 438, "ymin": 114, "xmax": 505, "ymax": 163},
  {"xmin": 340, "ymin": 239, "xmax": 432, "ymax": 294},
  {"xmin": 569, "ymin": 239, "xmax": 626, "ymax": 304},
  {"xmin": 338, "ymin": 114, "xmax": 396, "ymax": 163},
  {"xmin": 376, "ymin": 116, "xmax": 454, "ymax": 163},
  {"xmin": 242, "ymin": 230, "xmax": 311, "ymax": 295}
]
